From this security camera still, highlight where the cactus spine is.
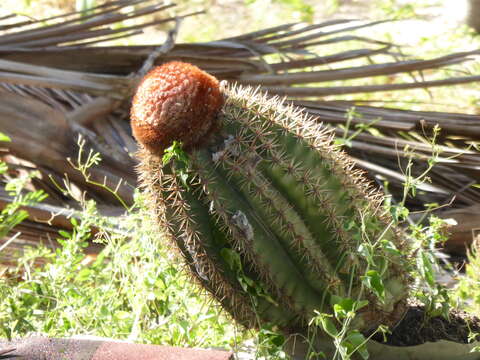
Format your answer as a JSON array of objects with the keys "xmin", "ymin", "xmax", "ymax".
[{"xmin": 133, "ymin": 62, "xmax": 411, "ymax": 334}]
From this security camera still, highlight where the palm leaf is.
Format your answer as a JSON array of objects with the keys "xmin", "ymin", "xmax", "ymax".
[{"xmin": 1, "ymin": 0, "xmax": 479, "ymax": 259}]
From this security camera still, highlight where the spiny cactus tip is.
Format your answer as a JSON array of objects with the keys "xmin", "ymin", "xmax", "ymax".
[{"xmin": 130, "ymin": 61, "xmax": 224, "ymax": 154}]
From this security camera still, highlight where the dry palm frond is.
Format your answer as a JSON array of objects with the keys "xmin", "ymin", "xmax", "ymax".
[{"xmin": 1, "ymin": 0, "xmax": 479, "ymax": 259}]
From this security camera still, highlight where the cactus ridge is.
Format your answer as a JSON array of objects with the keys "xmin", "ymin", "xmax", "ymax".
[
  {"xmin": 221, "ymin": 90, "xmax": 389, "ymax": 270},
  {"xmin": 136, "ymin": 81, "xmax": 411, "ymax": 332},
  {"xmin": 222, "ymin": 118, "xmax": 353, "ymax": 269},
  {"xmin": 138, "ymin": 150, "xmax": 290, "ymax": 327},
  {"xmin": 216, "ymin": 125, "xmax": 345, "ymax": 296},
  {"xmin": 191, "ymin": 150, "xmax": 320, "ymax": 318}
]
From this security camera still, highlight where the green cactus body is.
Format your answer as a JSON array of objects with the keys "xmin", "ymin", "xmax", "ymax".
[{"xmin": 134, "ymin": 63, "xmax": 410, "ymax": 334}]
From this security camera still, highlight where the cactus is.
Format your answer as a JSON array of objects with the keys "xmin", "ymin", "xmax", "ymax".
[{"xmin": 132, "ymin": 61, "xmax": 411, "ymax": 335}]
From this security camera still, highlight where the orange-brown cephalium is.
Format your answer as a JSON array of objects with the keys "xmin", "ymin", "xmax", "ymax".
[{"xmin": 131, "ymin": 61, "xmax": 224, "ymax": 154}]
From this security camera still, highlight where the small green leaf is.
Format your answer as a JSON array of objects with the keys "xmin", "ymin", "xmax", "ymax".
[
  {"xmin": 162, "ymin": 141, "xmax": 188, "ymax": 166},
  {"xmin": 355, "ymin": 300, "xmax": 369, "ymax": 311},
  {"xmin": 331, "ymin": 296, "xmax": 354, "ymax": 318},
  {"xmin": 220, "ymin": 248, "xmax": 243, "ymax": 273},
  {"xmin": 70, "ymin": 217, "xmax": 78, "ymax": 227},
  {"xmin": 331, "ymin": 296, "xmax": 369, "ymax": 320},
  {"xmin": 471, "ymin": 346, "xmax": 480, "ymax": 353},
  {"xmin": 366, "ymin": 127, "xmax": 382, "ymax": 137},
  {"xmin": 58, "ymin": 230, "xmax": 71, "ymax": 239},
  {"xmin": 0, "ymin": 133, "xmax": 11, "ymax": 142},
  {"xmin": 220, "ymin": 248, "xmax": 277, "ymax": 306},
  {"xmin": 346, "ymin": 330, "xmax": 369, "ymax": 359},
  {"xmin": 162, "ymin": 141, "xmax": 191, "ymax": 188},
  {"xmin": 334, "ymin": 138, "xmax": 353, "ymax": 148},
  {"xmin": 319, "ymin": 315, "xmax": 338, "ymax": 338},
  {"xmin": 381, "ymin": 239, "xmax": 402, "ymax": 257},
  {"xmin": 100, "ymin": 305, "xmax": 110, "ymax": 317},
  {"xmin": 419, "ymin": 252, "xmax": 436, "ymax": 287},
  {"xmin": 389, "ymin": 205, "xmax": 409, "ymax": 222},
  {"xmin": 357, "ymin": 244, "xmax": 373, "ymax": 261},
  {"xmin": 0, "ymin": 161, "xmax": 7, "ymax": 174},
  {"xmin": 361, "ymin": 270, "xmax": 385, "ymax": 302},
  {"xmin": 75, "ymin": 268, "xmax": 92, "ymax": 282}
]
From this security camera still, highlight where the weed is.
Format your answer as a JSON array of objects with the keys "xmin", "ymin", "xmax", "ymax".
[
  {"xmin": 301, "ymin": 122, "xmax": 456, "ymax": 360},
  {"xmin": 0, "ymin": 137, "xmax": 240, "ymax": 350},
  {"xmin": 456, "ymin": 244, "xmax": 480, "ymax": 316}
]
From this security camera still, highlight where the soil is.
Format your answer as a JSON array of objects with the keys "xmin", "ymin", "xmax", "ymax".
[{"xmin": 369, "ymin": 305, "xmax": 480, "ymax": 346}]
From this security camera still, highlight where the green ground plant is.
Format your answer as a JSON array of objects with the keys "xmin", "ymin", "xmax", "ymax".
[
  {"xmin": 0, "ymin": 134, "xmax": 47, "ymax": 248},
  {"xmin": 456, "ymin": 246, "xmax": 480, "ymax": 316},
  {"xmin": 0, "ymin": 136, "xmax": 240, "ymax": 350},
  {"xmin": 301, "ymin": 121, "xmax": 456, "ymax": 360}
]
